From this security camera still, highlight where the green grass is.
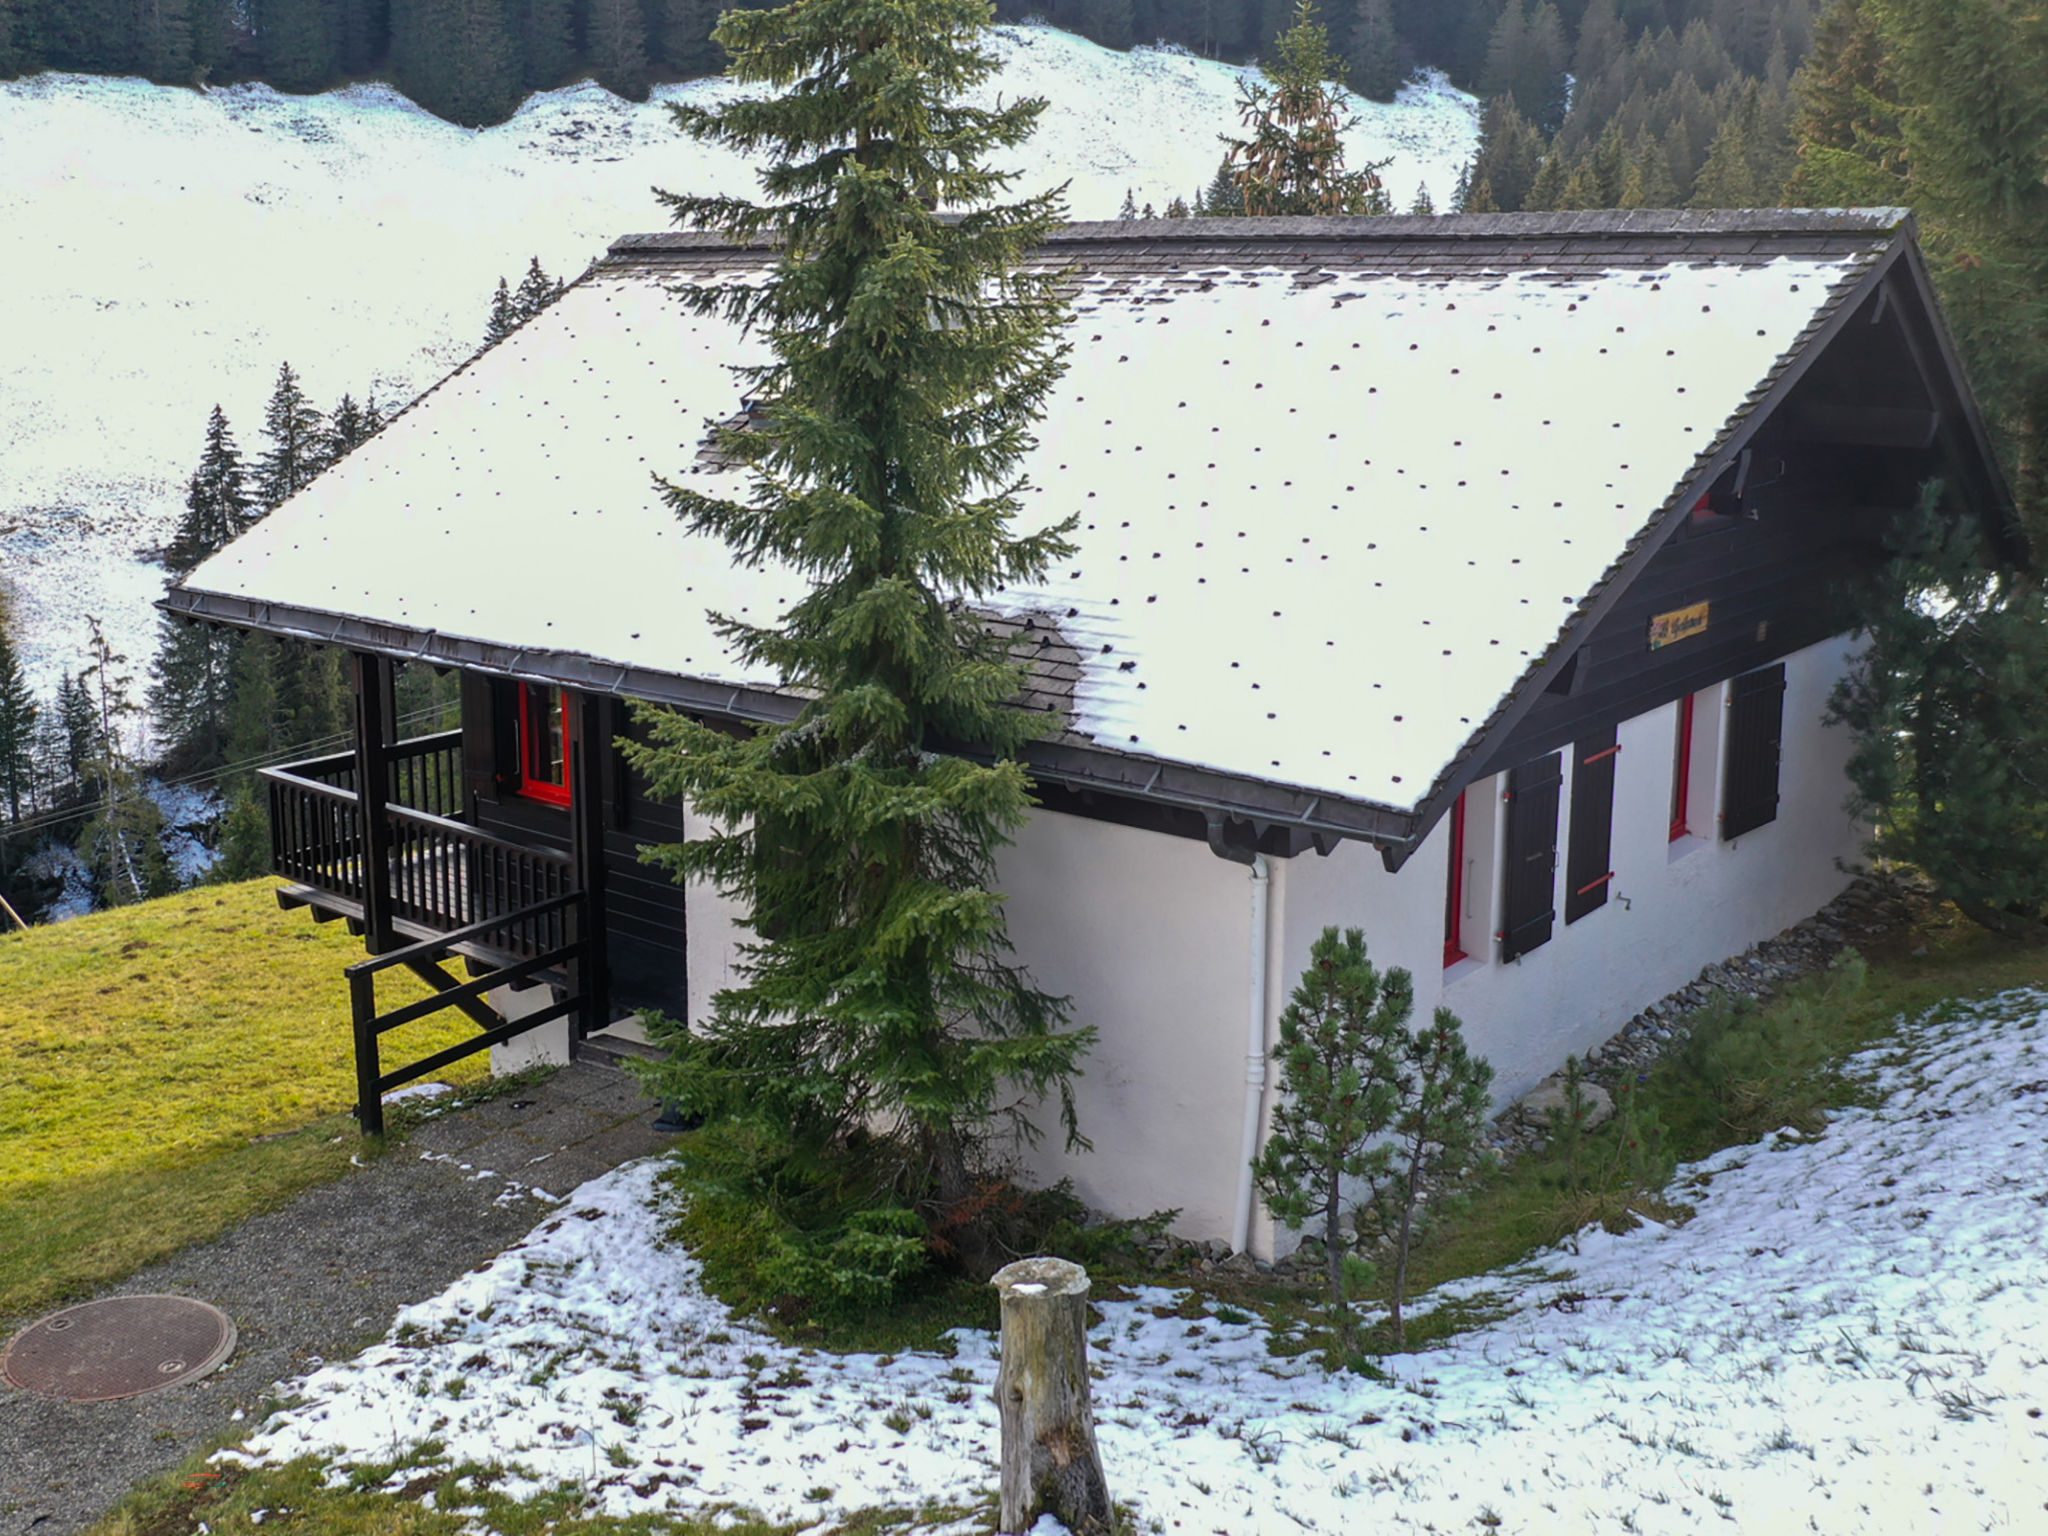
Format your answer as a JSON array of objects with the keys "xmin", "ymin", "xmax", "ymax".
[
  {"xmin": 0, "ymin": 878, "xmax": 487, "ymax": 1321},
  {"xmin": 83, "ymin": 1442, "xmax": 990, "ymax": 1536}
]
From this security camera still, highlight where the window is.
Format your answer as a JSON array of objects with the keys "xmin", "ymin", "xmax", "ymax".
[
  {"xmin": 1443, "ymin": 789, "xmax": 1468, "ymax": 967},
  {"xmin": 1721, "ymin": 663, "xmax": 1787, "ymax": 840},
  {"xmin": 1499, "ymin": 753, "xmax": 1561, "ymax": 961},
  {"xmin": 1669, "ymin": 693, "xmax": 1695, "ymax": 841},
  {"xmin": 1565, "ymin": 729, "xmax": 1618, "ymax": 925},
  {"xmin": 518, "ymin": 683, "xmax": 571, "ymax": 806}
]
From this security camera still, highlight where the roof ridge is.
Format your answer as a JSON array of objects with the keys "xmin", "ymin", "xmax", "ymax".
[{"xmin": 607, "ymin": 208, "xmax": 1911, "ymax": 259}]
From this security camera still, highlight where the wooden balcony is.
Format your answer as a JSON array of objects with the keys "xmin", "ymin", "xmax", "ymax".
[{"xmin": 262, "ymin": 730, "xmax": 577, "ymax": 959}]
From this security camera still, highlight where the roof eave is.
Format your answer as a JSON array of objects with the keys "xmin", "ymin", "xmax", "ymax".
[{"xmin": 157, "ymin": 587, "xmax": 1421, "ymax": 855}]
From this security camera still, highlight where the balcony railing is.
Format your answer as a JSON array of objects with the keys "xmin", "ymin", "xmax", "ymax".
[{"xmin": 262, "ymin": 731, "xmax": 575, "ymax": 957}]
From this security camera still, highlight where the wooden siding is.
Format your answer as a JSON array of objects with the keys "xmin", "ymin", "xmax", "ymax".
[
  {"xmin": 467, "ymin": 683, "xmax": 690, "ymax": 1019},
  {"xmin": 1476, "ymin": 287, "xmax": 1948, "ymax": 782}
]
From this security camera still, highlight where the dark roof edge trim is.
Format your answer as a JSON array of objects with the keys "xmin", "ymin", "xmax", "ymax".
[
  {"xmin": 1381, "ymin": 235, "xmax": 1913, "ymax": 875},
  {"xmin": 607, "ymin": 208, "xmax": 1914, "ymax": 261},
  {"xmin": 157, "ymin": 589, "xmax": 1420, "ymax": 855}
]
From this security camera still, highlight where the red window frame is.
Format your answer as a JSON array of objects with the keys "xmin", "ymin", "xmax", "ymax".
[
  {"xmin": 517, "ymin": 683, "xmax": 572, "ymax": 807},
  {"xmin": 1669, "ymin": 692, "xmax": 1695, "ymax": 841},
  {"xmin": 1443, "ymin": 788, "xmax": 1468, "ymax": 967}
]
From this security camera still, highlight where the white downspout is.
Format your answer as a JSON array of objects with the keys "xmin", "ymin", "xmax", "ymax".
[{"xmin": 1230, "ymin": 853, "xmax": 1271, "ymax": 1256}]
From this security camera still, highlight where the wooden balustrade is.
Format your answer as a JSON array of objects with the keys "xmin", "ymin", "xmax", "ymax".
[{"xmin": 262, "ymin": 731, "xmax": 573, "ymax": 958}]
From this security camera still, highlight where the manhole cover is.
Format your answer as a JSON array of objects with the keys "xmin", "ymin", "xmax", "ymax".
[{"xmin": 2, "ymin": 1296, "xmax": 236, "ymax": 1403}]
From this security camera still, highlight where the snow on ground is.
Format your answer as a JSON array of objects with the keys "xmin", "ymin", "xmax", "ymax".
[
  {"xmin": 226, "ymin": 989, "xmax": 2048, "ymax": 1533},
  {"xmin": 0, "ymin": 30, "xmax": 1477, "ymax": 698}
]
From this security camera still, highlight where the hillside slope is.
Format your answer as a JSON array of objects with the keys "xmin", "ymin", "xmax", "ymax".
[{"xmin": 0, "ymin": 25, "xmax": 1477, "ymax": 696}]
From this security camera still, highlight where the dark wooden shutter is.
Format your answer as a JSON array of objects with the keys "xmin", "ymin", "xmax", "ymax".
[
  {"xmin": 1565, "ymin": 728, "xmax": 1619, "ymax": 925},
  {"xmin": 1501, "ymin": 752, "xmax": 1562, "ymax": 961},
  {"xmin": 1721, "ymin": 663, "xmax": 1787, "ymax": 840},
  {"xmin": 460, "ymin": 670, "xmax": 498, "ymax": 804}
]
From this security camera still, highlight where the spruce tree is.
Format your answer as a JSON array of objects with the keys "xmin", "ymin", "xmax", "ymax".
[
  {"xmin": 1831, "ymin": 492, "xmax": 2048, "ymax": 936},
  {"xmin": 517, "ymin": 0, "xmax": 576, "ymax": 87},
  {"xmin": 1346, "ymin": 0, "xmax": 1399, "ymax": 102},
  {"xmin": 512, "ymin": 256, "xmax": 563, "ymax": 321},
  {"xmin": 258, "ymin": 0, "xmax": 338, "ymax": 91},
  {"xmin": 1868, "ymin": 0, "xmax": 2048, "ymax": 532},
  {"xmin": 586, "ymin": 0, "xmax": 651, "ymax": 101},
  {"xmin": 164, "ymin": 406, "xmax": 254, "ymax": 575},
  {"xmin": 154, "ymin": 407, "xmax": 254, "ymax": 774},
  {"xmin": 662, "ymin": 0, "xmax": 725, "ymax": 78},
  {"xmin": 135, "ymin": 0, "xmax": 195, "ymax": 82},
  {"xmin": 255, "ymin": 362, "xmax": 327, "ymax": 508},
  {"xmin": 1786, "ymin": 0, "xmax": 1904, "ymax": 209},
  {"xmin": 1224, "ymin": 0, "xmax": 1391, "ymax": 216},
  {"xmin": 1199, "ymin": 155, "xmax": 1241, "ymax": 215},
  {"xmin": 326, "ymin": 392, "xmax": 372, "ymax": 460},
  {"xmin": 625, "ymin": 0, "xmax": 1093, "ymax": 1274},
  {"xmin": 0, "ymin": 601, "xmax": 36, "ymax": 824},
  {"xmin": 485, "ymin": 276, "xmax": 517, "ymax": 344}
]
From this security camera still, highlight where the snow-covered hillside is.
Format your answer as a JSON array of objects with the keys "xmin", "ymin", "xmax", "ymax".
[{"xmin": 0, "ymin": 27, "xmax": 1478, "ymax": 700}]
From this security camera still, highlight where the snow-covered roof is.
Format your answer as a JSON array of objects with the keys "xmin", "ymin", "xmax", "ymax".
[{"xmin": 174, "ymin": 211, "xmax": 1915, "ymax": 849}]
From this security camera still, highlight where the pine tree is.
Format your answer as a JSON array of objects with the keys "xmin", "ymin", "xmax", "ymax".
[
  {"xmin": 1383, "ymin": 1006, "xmax": 1492, "ymax": 1348},
  {"xmin": 513, "ymin": 256, "xmax": 563, "ymax": 320},
  {"xmin": 1346, "ymin": 0, "xmax": 1399, "ymax": 102},
  {"xmin": 485, "ymin": 276, "xmax": 518, "ymax": 343},
  {"xmin": 165, "ymin": 407, "xmax": 255, "ymax": 574},
  {"xmin": 1224, "ymin": 0, "xmax": 1391, "ymax": 216},
  {"xmin": 1620, "ymin": 130, "xmax": 1683, "ymax": 206},
  {"xmin": 1408, "ymin": 181, "xmax": 1434, "ymax": 214},
  {"xmin": 1250, "ymin": 927, "xmax": 1412, "ymax": 1361},
  {"xmin": 1119, "ymin": 187, "xmax": 1138, "ymax": 220},
  {"xmin": 255, "ymin": 362, "xmax": 327, "ymax": 508},
  {"xmin": 0, "ymin": 601, "xmax": 36, "ymax": 824},
  {"xmin": 625, "ymin": 0, "xmax": 1094, "ymax": 1277}
]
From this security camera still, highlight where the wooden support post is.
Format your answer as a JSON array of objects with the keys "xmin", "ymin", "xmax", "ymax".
[
  {"xmin": 567, "ymin": 691, "xmax": 612, "ymax": 1039},
  {"xmin": 349, "ymin": 966, "xmax": 385, "ymax": 1137},
  {"xmin": 992, "ymin": 1257, "xmax": 1115, "ymax": 1536},
  {"xmin": 351, "ymin": 652, "xmax": 396, "ymax": 955}
]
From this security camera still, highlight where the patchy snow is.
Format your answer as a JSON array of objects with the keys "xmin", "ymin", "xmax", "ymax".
[
  {"xmin": 225, "ymin": 988, "xmax": 2048, "ymax": 1532},
  {"xmin": 0, "ymin": 28, "xmax": 1477, "ymax": 698},
  {"xmin": 183, "ymin": 246, "xmax": 1868, "ymax": 812},
  {"xmin": 144, "ymin": 777, "xmax": 222, "ymax": 884}
]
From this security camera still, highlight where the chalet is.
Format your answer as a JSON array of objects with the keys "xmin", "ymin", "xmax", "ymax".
[{"xmin": 167, "ymin": 210, "xmax": 2013, "ymax": 1259}]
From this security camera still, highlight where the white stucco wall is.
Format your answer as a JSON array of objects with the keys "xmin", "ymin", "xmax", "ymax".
[
  {"xmin": 672, "ymin": 635, "xmax": 1866, "ymax": 1258},
  {"xmin": 996, "ymin": 811, "xmax": 1257, "ymax": 1246},
  {"xmin": 1376, "ymin": 633, "xmax": 1868, "ymax": 1107}
]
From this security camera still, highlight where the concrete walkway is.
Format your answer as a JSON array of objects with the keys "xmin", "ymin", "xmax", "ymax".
[{"xmin": 0, "ymin": 1061, "xmax": 672, "ymax": 1536}]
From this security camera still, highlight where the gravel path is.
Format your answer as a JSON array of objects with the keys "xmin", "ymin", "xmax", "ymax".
[{"xmin": 0, "ymin": 1062, "xmax": 671, "ymax": 1536}]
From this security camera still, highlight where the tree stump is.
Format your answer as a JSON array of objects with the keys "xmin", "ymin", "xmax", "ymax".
[{"xmin": 992, "ymin": 1256, "xmax": 1115, "ymax": 1536}]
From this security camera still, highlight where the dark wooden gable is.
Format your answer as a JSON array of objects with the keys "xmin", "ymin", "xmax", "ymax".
[{"xmin": 1377, "ymin": 244, "xmax": 2017, "ymax": 871}]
